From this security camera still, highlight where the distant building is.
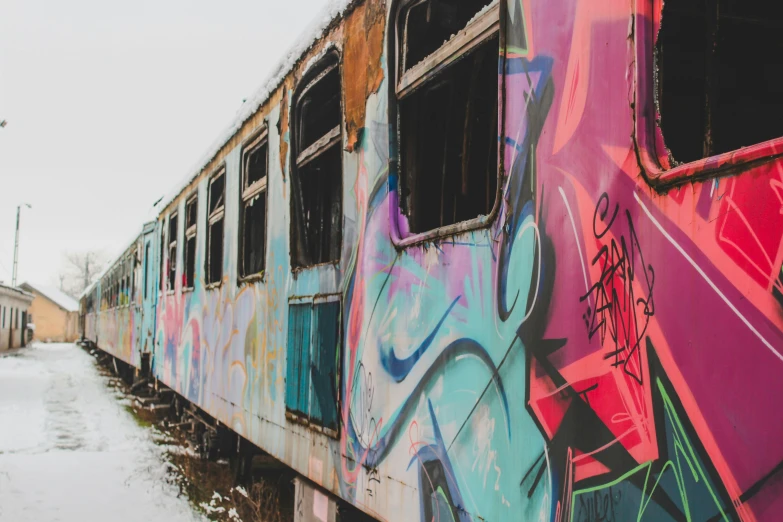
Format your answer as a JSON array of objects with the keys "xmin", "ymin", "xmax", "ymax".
[
  {"xmin": 0, "ymin": 283, "xmax": 34, "ymax": 351},
  {"xmin": 19, "ymin": 283, "xmax": 79, "ymax": 343}
]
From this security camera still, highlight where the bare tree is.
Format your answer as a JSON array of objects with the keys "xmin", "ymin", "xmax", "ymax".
[{"xmin": 58, "ymin": 251, "xmax": 107, "ymax": 298}]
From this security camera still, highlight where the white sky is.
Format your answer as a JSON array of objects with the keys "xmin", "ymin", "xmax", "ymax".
[{"xmin": 0, "ymin": 0, "xmax": 330, "ymax": 287}]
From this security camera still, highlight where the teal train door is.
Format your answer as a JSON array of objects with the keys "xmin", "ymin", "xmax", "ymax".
[{"xmin": 140, "ymin": 226, "xmax": 158, "ymax": 362}]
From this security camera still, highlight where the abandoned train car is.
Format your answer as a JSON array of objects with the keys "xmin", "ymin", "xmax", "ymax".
[{"xmin": 80, "ymin": 0, "xmax": 783, "ymax": 520}]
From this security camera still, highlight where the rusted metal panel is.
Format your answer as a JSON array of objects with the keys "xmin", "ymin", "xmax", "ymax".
[{"xmin": 342, "ymin": 0, "xmax": 386, "ymax": 152}]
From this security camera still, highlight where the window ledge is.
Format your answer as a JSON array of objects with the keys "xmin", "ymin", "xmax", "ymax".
[
  {"xmin": 238, "ymin": 272, "xmax": 266, "ymax": 285},
  {"xmin": 205, "ymin": 282, "xmax": 222, "ymax": 291},
  {"xmin": 285, "ymin": 411, "xmax": 338, "ymax": 439},
  {"xmin": 392, "ymin": 210, "xmax": 497, "ymax": 249},
  {"xmin": 291, "ymin": 260, "xmax": 339, "ymax": 274}
]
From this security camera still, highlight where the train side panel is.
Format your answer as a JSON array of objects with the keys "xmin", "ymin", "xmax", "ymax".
[{"xmin": 87, "ymin": 1, "xmax": 783, "ymax": 521}]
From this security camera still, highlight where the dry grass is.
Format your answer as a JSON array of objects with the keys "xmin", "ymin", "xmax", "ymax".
[{"xmin": 92, "ymin": 352, "xmax": 292, "ymax": 522}]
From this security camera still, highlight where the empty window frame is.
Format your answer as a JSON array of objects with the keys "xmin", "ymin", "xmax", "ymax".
[
  {"xmin": 239, "ymin": 130, "xmax": 269, "ymax": 280},
  {"xmin": 206, "ymin": 169, "xmax": 225, "ymax": 285},
  {"xmin": 285, "ymin": 298, "xmax": 341, "ymax": 432},
  {"xmin": 167, "ymin": 212, "xmax": 178, "ymax": 292},
  {"xmin": 657, "ymin": 0, "xmax": 783, "ymax": 164},
  {"xmin": 394, "ymin": 0, "xmax": 500, "ymax": 234},
  {"xmin": 290, "ymin": 54, "xmax": 343, "ymax": 268},
  {"xmin": 184, "ymin": 195, "xmax": 198, "ymax": 290}
]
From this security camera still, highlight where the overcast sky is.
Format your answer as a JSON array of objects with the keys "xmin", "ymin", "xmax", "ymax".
[{"xmin": 0, "ymin": 0, "xmax": 330, "ymax": 288}]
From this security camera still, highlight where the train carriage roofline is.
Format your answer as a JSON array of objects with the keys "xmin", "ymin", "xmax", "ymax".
[
  {"xmin": 80, "ymin": 227, "xmax": 147, "ymax": 300},
  {"xmin": 156, "ymin": 0, "xmax": 360, "ymax": 216}
]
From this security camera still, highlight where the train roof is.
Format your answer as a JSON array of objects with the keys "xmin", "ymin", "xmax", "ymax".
[
  {"xmin": 79, "ymin": 0, "xmax": 361, "ymax": 303},
  {"xmin": 80, "ymin": 228, "xmax": 144, "ymax": 300}
]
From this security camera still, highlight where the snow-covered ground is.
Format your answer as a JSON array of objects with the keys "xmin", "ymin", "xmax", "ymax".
[{"xmin": 0, "ymin": 343, "xmax": 206, "ymax": 522}]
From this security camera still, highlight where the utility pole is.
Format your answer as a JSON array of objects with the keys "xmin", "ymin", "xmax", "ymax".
[{"xmin": 11, "ymin": 203, "xmax": 31, "ymax": 287}]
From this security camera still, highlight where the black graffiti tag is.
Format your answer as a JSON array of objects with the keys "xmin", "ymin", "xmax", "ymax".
[
  {"xmin": 576, "ymin": 486, "xmax": 623, "ymax": 522},
  {"xmin": 580, "ymin": 193, "xmax": 655, "ymax": 384}
]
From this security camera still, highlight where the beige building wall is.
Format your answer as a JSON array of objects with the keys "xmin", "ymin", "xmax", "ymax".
[{"xmin": 27, "ymin": 292, "xmax": 79, "ymax": 342}]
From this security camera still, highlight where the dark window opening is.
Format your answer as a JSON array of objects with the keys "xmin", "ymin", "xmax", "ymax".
[
  {"xmin": 168, "ymin": 212, "xmax": 178, "ymax": 292},
  {"xmin": 207, "ymin": 170, "xmax": 225, "ymax": 285},
  {"xmin": 291, "ymin": 56, "xmax": 343, "ymax": 268},
  {"xmin": 400, "ymin": 0, "xmax": 495, "ymax": 72},
  {"xmin": 240, "ymin": 132, "xmax": 269, "ymax": 280},
  {"xmin": 395, "ymin": 0, "xmax": 500, "ymax": 234},
  {"xmin": 184, "ymin": 195, "xmax": 198, "ymax": 290},
  {"xmin": 658, "ymin": 0, "xmax": 783, "ymax": 164}
]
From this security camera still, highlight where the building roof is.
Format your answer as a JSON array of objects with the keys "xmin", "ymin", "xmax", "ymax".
[
  {"xmin": 0, "ymin": 282, "xmax": 34, "ymax": 302},
  {"xmin": 20, "ymin": 282, "xmax": 79, "ymax": 312}
]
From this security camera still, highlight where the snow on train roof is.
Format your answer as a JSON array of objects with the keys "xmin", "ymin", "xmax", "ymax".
[
  {"xmin": 158, "ymin": 0, "xmax": 358, "ymax": 214},
  {"xmin": 79, "ymin": 0, "xmax": 359, "ymax": 302}
]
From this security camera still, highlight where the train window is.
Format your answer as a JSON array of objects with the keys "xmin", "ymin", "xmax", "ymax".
[
  {"xmin": 239, "ymin": 130, "xmax": 268, "ymax": 280},
  {"xmin": 658, "ymin": 0, "xmax": 783, "ymax": 164},
  {"xmin": 206, "ymin": 169, "xmax": 225, "ymax": 286},
  {"xmin": 1, "ymin": 306, "xmax": 4, "ymax": 328},
  {"xmin": 167, "ymin": 212, "xmax": 178, "ymax": 293},
  {"xmin": 291, "ymin": 53, "xmax": 343, "ymax": 268},
  {"xmin": 285, "ymin": 298, "xmax": 341, "ymax": 432},
  {"xmin": 184, "ymin": 195, "xmax": 198, "ymax": 290},
  {"xmin": 121, "ymin": 274, "xmax": 126, "ymax": 306},
  {"xmin": 394, "ymin": 0, "xmax": 500, "ymax": 235}
]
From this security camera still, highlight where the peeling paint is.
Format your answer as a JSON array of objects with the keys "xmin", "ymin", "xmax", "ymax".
[{"xmin": 342, "ymin": 0, "xmax": 386, "ymax": 153}]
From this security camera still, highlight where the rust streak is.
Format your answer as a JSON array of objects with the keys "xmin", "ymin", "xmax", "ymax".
[
  {"xmin": 278, "ymin": 83, "xmax": 290, "ymax": 185},
  {"xmin": 343, "ymin": 0, "xmax": 386, "ymax": 153}
]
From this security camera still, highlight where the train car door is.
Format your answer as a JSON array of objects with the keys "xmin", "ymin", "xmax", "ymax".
[{"xmin": 140, "ymin": 223, "xmax": 158, "ymax": 366}]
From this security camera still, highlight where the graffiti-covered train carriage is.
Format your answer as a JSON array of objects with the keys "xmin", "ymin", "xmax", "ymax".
[{"xmin": 80, "ymin": 0, "xmax": 783, "ymax": 520}]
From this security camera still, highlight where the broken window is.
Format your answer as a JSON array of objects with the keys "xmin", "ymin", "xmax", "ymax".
[
  {"xmin": 168, "ymin": 212, "xmax": 178, "ymax": 292},
  {"xmin": 291, "ymin": 54, "xmax": 343, "ymax": 268},
  {"xmin": 285, "ymin": 298, "xmax": 341, "ymax": 431},
  {"xmin": 239, "ymin": 130, "xmax": 269, "ymax": 280},
  {"xmin": 184, "ymin": 195, "xmax": 198, "ymax": 290},
  {"xmin": 658, "ymin": 0, "xmax": 783, "ymax": 164},
  {"xmin": 394, "ymin": 0, "xmax": 500, "ymax": 234},
  {"xmin": 206, "ymin": 169, "xmax": 225, "ymax": 285},
  {"xmin": 160, "ymin": 226, "xmax": 166, "ymax": 294}
]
